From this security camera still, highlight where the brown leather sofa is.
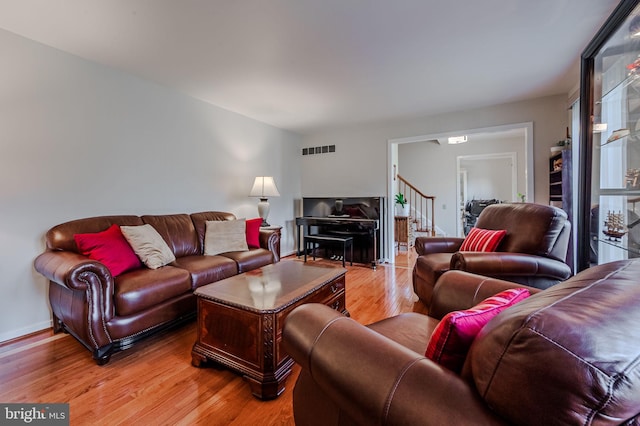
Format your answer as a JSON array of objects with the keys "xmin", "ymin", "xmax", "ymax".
[
  {"xmin": 34, "ymin": 211, "xmax": 280, "ymax": 364},
  {"xmin": 283, "ymin": 260, "xmax": 640, "ymax": 425},
  {"xmin": 413, "ymin": 202, "xmax": 571, "ymax": 307}
]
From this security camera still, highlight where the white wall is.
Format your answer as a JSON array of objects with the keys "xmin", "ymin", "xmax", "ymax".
[
  {"xmin": 300, "ymin": 95, "xmax": 567, "ymax": 210},
  {"xmin": 463, "ymin": 158, "xmax": 514, "ymax": 201},
  {"xmin": 399, "ymin": 134, "xmax": 526, "ymax": 236},
  {"xmin": 0, "ymin": 29, "xmax": 302, "ymax": 341}
]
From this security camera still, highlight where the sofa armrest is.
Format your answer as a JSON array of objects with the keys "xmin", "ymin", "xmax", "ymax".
[
  {"xmin": 414, "ymin": 236, "xmax": 464, "ymax": 256},
  {"xmin": 429, "ymin": 271, "xmax": 541, "ymax": 320},
  {"xmin": 450, "ymin": 252, "xmax": 572, "ymax": 280},
  {"xmin": 259, "ymin": 228, "xmax": 280, "ymax": 262},
  {"xmin": 34, "ymin": 250, "xmax": 115, "ymax": 345},
  {"xmin": 283, "ymin": 304, "xmax": 505, "ymax": 426},
  {"xmin": 34, "ymin": 250, "xmax": 113, "ymax": 292}
]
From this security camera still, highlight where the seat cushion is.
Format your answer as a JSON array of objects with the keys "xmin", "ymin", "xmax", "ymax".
[
  {"xmin": 173, "ymin": 255, "xmax": 238, "ymax": 289},
  {"xmin": 114, "ymin": 266, "xmax": 191, "ymax": 316},
  {"xmin": 220, "ymin": 248, "xmax": 275, "ymax": 273}
]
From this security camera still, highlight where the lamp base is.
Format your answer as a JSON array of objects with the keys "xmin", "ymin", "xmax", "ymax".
[{"xmin": 257, "ymin": 198, "xmax": 271, "ymax": 227}]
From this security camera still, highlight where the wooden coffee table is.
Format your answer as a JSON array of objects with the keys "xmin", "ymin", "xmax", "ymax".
[{"xmin": 191, "ymin": 261, "xmax": 348, "ymax": 400}]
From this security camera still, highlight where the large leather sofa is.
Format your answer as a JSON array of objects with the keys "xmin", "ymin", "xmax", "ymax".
[
  {"xmin": 283, "ymin": 260, "xmax": 640, "ymax": 425},
  {"xmin": 34, "ymin": 211, "xmax": 280, "ymax": 364},
  {"xmin": 413, "ymin": 202, "xmax": 571, "ymax": 307}
]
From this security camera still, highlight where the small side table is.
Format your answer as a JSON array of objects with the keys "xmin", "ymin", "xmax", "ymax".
[{"xmin": 394, "ymin": 216, "xmax": 412, "ymax": 251}]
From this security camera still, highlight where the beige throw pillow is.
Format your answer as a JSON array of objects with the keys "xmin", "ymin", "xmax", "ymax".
[
  {"xmin": 120, "ymin": 224, "xmax": 176, "ymax": 269},
  {"xmin": 205, "ymin": 219, "xmax": 248, "ymax": 256}
]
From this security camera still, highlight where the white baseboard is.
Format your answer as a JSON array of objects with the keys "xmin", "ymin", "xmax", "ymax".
[{"xmin": 0, "ymin": 320, "xmax": 52, "ymax": 343}]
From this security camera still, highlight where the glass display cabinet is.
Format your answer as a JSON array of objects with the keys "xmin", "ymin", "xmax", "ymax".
[{"xmin": 578, "ymin": 0, "xmax": 640, "ymax": 271}]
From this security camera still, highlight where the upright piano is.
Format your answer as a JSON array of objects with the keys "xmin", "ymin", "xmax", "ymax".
[
  {"xmin": 296, "ymin": 197, "xmax": 386, "ymax": 269},
  {"xmin": 296, "ymin": 216, "xmax": 379, "ymax": 269}
]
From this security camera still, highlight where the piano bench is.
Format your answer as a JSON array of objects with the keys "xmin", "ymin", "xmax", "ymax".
[{"xmin": 304, "ymin": 234, "xmax": 353, "ymax": 267}]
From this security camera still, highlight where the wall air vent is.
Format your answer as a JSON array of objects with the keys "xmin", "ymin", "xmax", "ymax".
[{"xmin": 302, "ymin": 145, "xmax": 335, "ymax": 155}]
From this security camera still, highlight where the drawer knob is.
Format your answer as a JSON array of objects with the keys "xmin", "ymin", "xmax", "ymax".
[
  {"xmin": 330, "ymin": 285, "xmax": 338, "ymax": 293},
  {"xmin": 332, "ymin": 300, "xmax": 341, "ymax": 310}
]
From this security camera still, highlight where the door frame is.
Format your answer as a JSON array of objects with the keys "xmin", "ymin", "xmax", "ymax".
[{"xmin": 387, "ymin": 122, "xmax": 533, "ymax": 264}]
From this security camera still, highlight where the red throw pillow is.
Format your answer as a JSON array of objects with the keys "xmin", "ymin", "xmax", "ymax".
[
  {"xmin": 245, "ymin": 218, "xmax": 262, "ymax": 248},
  {"xmin": 425, "ymin": 288, "xmax": 530, "ymax": 373},
  {"xmin": 459, "ymin": 227, "xmax": 506, "ymax": 252},
  {"xmin": 74, "ymin": 224, "xmax": 142, "ymax": 277}
]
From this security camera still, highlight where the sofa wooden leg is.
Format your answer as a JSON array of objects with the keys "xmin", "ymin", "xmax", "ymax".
[
  {"xmin": 52, "ymin": 316, "xmax": 64, "ymax": 333},
  {"xmin": 93, "ymin": 344, "xmax": 114, "ymax": 366}
]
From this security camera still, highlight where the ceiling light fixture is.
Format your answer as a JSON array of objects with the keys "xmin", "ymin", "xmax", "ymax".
[
  {"xmin": 448, "ymin": 135, "xmax": 468, "ymax": 144},
  {"xmin": 593, "ymin": 123, "xmax": 608, "ymax": 133}
]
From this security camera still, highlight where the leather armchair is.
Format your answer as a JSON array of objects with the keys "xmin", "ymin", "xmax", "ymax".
[
  {"xmin": 283, "ymin": 261, "xmax": 640, "ymax": 425},
  {"xmin": 413, "ymin": 202, "xmax": 571, "ymax": 307}
]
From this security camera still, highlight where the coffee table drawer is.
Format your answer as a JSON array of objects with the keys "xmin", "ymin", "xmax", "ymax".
[{"xmin": 308, "ymin": 275, "xmax": 345, "ymax": 303}]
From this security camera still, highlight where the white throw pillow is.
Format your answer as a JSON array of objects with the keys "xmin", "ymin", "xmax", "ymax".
[
  {"xmin": 204, "ymin": 219, "xmax": 249, "ymax": 256},
  {"xmin": 120, "ymin": 224, "xmax": 176, "ymax": 269}
]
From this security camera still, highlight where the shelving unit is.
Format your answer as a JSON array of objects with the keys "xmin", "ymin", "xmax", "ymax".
[
  {"xmin": 578, "ymin": 0, "xmax": 640, "ymax": 270},
  {"xmin": 549, "ymin": 149, "xmax": 572, "ymax": 214}
]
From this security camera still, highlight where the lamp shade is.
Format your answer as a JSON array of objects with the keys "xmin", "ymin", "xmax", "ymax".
[{"xmin": 249, "ymin": 177, "xmax": 280, "ymax": 198}]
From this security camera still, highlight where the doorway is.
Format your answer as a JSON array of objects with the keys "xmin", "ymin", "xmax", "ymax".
[
  {"xmin": 387, "ymin": 122, "xmax": 532, "ymax": 263},
  {"xmin": 457, "ymin": 152, "xmax": 517, "ymax": 236}
]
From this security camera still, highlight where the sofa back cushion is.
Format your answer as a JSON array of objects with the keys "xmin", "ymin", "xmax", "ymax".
[
  {"xmin": 190, "ymin": 211, "xmax": 237, "ymax": 253},
  {"xmin": 46, "ymin": 215, "xmax": 144, "ymax": 252},
  {"xmin": 475, "ymin": 203, "xmax": 568, "ymax": 259},
  {"xmin": 467, "ymin": 259, "xmax": 640, "ymax": 425},
  {"xmin": 141, "ymin": 214, "xmax": 199, "ymax": 258}
]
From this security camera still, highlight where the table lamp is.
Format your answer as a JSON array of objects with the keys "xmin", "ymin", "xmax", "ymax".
[{"xmin": 249, "ymin": 176, "xmax": 280, "ymax": 227}]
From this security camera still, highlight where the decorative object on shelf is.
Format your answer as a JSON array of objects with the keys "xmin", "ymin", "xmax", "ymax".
[
  {"xmin": 603, "ymin": 210, "xmax": 627, "ymax": 242},
  {"xmin": 552, "ymin": 157, "xmax": 563, "ymax": 171},
  {"xmin": 550, "ymin": 145, "xmax": 563, "ymax": 155},
  {"xmin": 334, "ymin": 199, "xmax": 344, "ymax": 214},
  {"xmin": 627, "ymin": 56, "xmax": 640, "ymax": 75},
  {"xmin": 626, "ymin": 169, "xmax": 640, "ymax": 189},
  {"xmin": 550, "ymin": 132, "xmax": 571, "ymax": 156},
  {"xmin": 249, "ymin": 176, "xmax": 280, "ymax": 227},
  {"xmin": 602, "ymin": 128, "xmax": 630, "ymax": 146},
  {"xmin": 395, "ymin": 193, "xmax": 409, "ymax": 216}
]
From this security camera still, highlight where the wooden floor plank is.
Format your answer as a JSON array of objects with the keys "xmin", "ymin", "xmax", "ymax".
[{"xmin": 0, "ymin": 250, "xmax": 422, "ymax": 425}]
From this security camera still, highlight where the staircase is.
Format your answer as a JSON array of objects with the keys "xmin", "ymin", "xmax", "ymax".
[{"xmin": 397, "ymin": 175, "xmax": 436, "ymax": 236}]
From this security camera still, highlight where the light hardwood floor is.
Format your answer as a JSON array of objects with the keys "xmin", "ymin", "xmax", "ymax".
[{"xmin": 0, "ymin": 249, "xmax": 424, "ymax": 426}]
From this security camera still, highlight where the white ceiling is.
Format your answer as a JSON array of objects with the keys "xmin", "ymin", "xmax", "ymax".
[{"xmin": 0, "ymin": 0, "xmax": 620, "ymax": 134}]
